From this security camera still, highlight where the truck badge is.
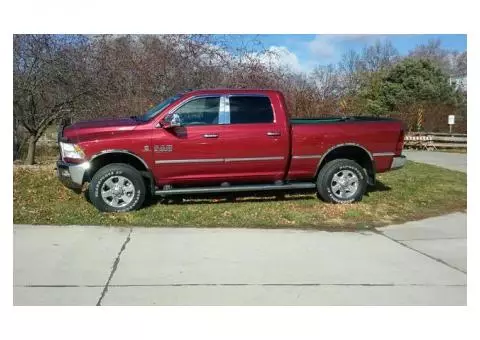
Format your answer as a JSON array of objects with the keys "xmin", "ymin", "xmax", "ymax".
[{"xmin": 154, "ymin": 145, "xmax": 173, "ymax": 152}]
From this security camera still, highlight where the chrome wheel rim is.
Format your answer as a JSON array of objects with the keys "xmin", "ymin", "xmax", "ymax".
[
  {"xmin": 330, "ymin": 170, "xmax": 359, "ymax": 199},
  {"xmin": 101, "ymin": 175, "xmax": 135, "ymax": 208}
]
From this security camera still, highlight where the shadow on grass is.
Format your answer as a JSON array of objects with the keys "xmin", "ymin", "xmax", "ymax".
[
  {"xmin": 144, "ymin": 180, "xmax": 392, "ymax": 207},
  {"xmin": 364, "ymin": 180, "xmax": 391, "ymax": 196},
  {"xmin": 83, "ymin": 179, "xmax": 391, "ymax": 209}
]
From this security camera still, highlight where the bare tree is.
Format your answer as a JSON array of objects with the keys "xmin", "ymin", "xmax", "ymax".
[
  {"xmin": 409, "ymin": 38, "xmax": 452, "ymax": 75},
  {"xmin": 455, "ymin": 51, "xmax": 467, "ymax": 76},
  {"xmin": 360, "ymin": 40, "xmax": 399, "ymax": 72},
  {"xmin": 13, "ymin": 34, "xmax": 93, "ymax": 164},
  {"xmin": 310, "ymin": 64, "xmax": 341, "ymax": 100},
  {"xmin": 338, "ymin": 49, "xmax": 362, "ymax": 95}
]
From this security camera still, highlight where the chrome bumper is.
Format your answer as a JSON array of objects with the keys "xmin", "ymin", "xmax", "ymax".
[
  {"xmin": 56, "ymin": 160, "xmax": 90, "ymax": 190},
  {"xmin": 390, "ymin": 155, "xmax": 406, "ymax": 170}
]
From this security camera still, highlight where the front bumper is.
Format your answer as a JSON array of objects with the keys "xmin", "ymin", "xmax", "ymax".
[
  {"xmin": 390, "ymin": 155, "xmax": 407, "ymax": 170},
  {"xmin": 56, "ymin": 159, "xmax": 90, "ymax": 190}
]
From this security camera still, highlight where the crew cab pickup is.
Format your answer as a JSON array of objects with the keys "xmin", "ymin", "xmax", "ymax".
[{"xmin": 57, "ymin": 89, "xmax": 406, "ymax": 212}]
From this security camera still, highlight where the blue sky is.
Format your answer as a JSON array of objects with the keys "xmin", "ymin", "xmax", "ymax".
[{"xmin": 214, "ymin": 34, "xmax": 467, "ymax": 72}]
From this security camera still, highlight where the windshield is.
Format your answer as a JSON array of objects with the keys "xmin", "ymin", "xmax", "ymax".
[{"xmin": 137, "ymin": 95, "xmax": 182, "ymax": 122}]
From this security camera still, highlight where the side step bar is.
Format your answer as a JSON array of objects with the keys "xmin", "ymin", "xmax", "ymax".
[{"xmin": 155, "ymin": 182, "xmax": 316, "ymax": 196}]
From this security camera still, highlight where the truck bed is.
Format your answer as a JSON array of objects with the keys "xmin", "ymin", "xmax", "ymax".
[{"xmin": 287, "ymin": 116, "xmax": 404, "ymax": 180}]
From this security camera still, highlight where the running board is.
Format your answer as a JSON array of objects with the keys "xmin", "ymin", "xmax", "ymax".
[{"xmin": 155, "ymin": 182, "xmax": 316, "ymax": 196}]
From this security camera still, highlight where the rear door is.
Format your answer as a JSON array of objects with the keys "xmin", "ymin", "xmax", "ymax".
[{"xmin": 219, "ymin": 95, "xmax": 289, "ymax": 183}]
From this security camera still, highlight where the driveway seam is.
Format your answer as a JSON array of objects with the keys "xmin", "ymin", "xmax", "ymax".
[
  {"xmin": 95, "ymin": 228, "xmax": 132, "ymax": 306},
  {"xmin": 393, "ymin": 237, "xmax": 466, "ymax": 241},
  {"xmin": 17, "ymin": 283, "xmax": 467, "ymax": 288},
  {"xmin": 375, "ymin": 231, "xmax": 467, "ymax": 275}
]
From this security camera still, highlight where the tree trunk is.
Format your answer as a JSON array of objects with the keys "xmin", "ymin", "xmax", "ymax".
[
  {"xmin": 13, "ymin": 118, "xmax": 18, "ymax": 161},
  {"xmin": 25, "ymin": 135, "xmax": 36, "ymax": 165}
]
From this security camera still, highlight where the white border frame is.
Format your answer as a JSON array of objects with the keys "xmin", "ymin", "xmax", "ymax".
[{"xmin": 2, "ymin": 1, "xmax": 477, "ymax": 340}]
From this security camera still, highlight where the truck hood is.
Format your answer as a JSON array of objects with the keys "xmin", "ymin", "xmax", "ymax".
[{"xmin": 62, "ymin": 117, "xmax": 139, "ymax": 143}]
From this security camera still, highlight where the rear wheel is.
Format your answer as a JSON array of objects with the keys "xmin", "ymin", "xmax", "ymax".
[
  {"xmin": 316, "ymin": 159, "xmax": 367, "ymax": 203},
  {"xmin": 89, "ymin": 163, "xmax": 146, "ymax": 212}
]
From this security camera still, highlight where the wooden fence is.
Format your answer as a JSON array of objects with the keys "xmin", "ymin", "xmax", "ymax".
[{"xmin": 404, "ymin": 132, "xmax": 467, "ymax": 150}]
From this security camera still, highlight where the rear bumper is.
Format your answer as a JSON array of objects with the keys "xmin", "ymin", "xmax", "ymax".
[
  {"xmin": 390, "ymin": 155, "xmax": 406, "ymax": 170},
  {"xmin": 56, "ymin": 159, "xmax": 89, "ymax": 190}
]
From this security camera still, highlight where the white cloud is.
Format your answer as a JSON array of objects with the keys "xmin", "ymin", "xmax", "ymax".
[
  {"xmin": 248, "ymin": 45, "xmax": 303, "ymax": 72},
  {"xmin": 309, "ymin": 36, "xmax": 336, "ymax": 58},
  {"xmin": 308, "ymin": 34, "xmax": 385, "ymax": 59},
  {"xmin": 266, "ymin": 46, "xmax": 303, "ymax": 72}
]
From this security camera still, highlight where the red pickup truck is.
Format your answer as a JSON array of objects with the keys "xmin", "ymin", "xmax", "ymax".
[{"xmin": 57, "ymin": 89, "xmax": 406, "ymax": 212}]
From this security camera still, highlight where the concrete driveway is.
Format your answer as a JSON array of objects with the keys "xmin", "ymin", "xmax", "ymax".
[
  {"xmin": 14, "ymin": 212, "xmax": 466, "ymax": 305},
  {"xmin": 403, "ymin": 150, "xmax": 467, "ymax": 173}
]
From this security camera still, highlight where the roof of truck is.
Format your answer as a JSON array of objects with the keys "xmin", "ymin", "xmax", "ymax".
[{"xmin": 182, "ymin": 88, "xmax": 282, "ymax": 96}]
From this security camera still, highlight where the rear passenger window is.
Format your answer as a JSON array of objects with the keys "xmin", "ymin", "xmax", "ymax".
[{"xmin": 229, "ymin": 96, "xmax": 274, "ymax": 124}]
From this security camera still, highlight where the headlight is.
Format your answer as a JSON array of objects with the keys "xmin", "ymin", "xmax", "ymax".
[{"xmin": 60, "ymin": 142, "xmax": 85, "ymax": 160}]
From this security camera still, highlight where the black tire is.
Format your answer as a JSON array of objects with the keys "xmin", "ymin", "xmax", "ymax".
[
  {"xmin": 316, "ymin": 159, "xmax": 367, "ymax": 204},
  {"xmin": 316, "ymin": 191, "xmax": 326, "ymax": 202},
  {"xmin": 88, "ymin": 163, "xmax": 146, "ymax": 212}
]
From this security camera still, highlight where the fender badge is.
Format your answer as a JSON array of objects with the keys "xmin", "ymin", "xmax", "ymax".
[{"xmin": 154, "ymin": 145, "xmax": 173, "ymax": 152}]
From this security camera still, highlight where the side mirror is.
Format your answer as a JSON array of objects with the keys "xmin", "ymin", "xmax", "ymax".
[{"xmin": 161, "ymin": 113, "xmax": 182, "ymax": 129}]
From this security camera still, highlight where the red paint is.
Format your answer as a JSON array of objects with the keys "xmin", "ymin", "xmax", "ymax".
[{"xmin": 62, "ymin": 89, "xmax": 405, "ymax": 186}]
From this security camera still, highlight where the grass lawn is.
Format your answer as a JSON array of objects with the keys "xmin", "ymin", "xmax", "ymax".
[{"xmin": 13, "ymin": 161, "xmax": 467, "ymax": 230}]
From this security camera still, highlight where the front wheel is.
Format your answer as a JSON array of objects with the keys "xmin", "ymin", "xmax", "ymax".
[
  {"xmin": 88, "ymin": 163, "xmax": 146, "ymax": 212},
  {"xmin": 316, "ymin": 159, "xmax": 367, "ymax": 203}
]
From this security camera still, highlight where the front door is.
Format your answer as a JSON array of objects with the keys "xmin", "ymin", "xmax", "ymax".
[{"xmin": 152, "ymin": 95, "xmax": 226, "ymax": 186}]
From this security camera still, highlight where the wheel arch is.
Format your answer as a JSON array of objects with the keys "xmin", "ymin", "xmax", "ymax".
[
  {"xmin": 87, "ymin": 150, "xmax": 155, "ymax": 194},
  {"xmin": 315, "ymin": 143, "xmax": 376, "ymax": 185}
]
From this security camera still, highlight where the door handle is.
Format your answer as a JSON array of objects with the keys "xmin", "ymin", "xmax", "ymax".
[
  {"xmin": 266, "ymin": 132, "xmax": 281, "ymax": 137},
  {"xmin": 203, "ymin": 134, "xmax": 219, "ymax": 138}
]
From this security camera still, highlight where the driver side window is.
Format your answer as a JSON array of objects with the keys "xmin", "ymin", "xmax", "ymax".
[{"xmin": 170, "ymin": 96, "xmax": 221, "ymax": 126}]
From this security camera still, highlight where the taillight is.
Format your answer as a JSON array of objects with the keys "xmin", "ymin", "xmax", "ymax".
[{"xmin": 396, "ymin": 128, "xmax": 405, "ymax": 154}]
